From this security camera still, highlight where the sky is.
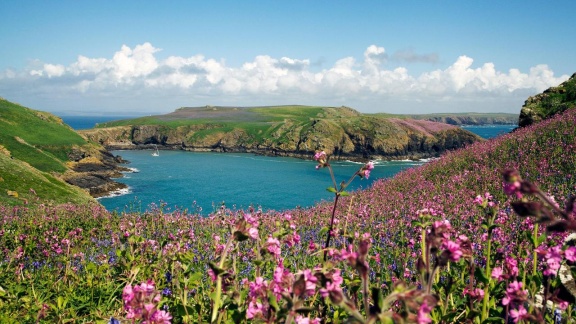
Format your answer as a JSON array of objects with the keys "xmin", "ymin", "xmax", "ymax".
[{"xmin": 0, "ymin": 1, "xmax": 574, "ymax": 116}]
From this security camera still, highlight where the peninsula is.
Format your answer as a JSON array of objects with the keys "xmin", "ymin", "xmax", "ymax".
[{"xmin": 81, "ymin": 105, "xmax": 482, "ymax": 162}]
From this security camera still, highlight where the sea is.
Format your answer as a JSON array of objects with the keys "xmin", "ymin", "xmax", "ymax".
[{"xmin": 60, "ymin": 116, "xmax": 516, "ymax": 214}]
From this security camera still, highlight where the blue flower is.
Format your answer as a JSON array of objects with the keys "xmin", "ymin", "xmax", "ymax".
[{"xmin": 108, "ymin": 317, "xmax": 120, "ymax": 324}]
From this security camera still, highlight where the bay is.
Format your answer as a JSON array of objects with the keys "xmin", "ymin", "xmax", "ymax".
[
  {"xmin": 99, "ymin": 151, "xmax": 425, "ymax": 213},
  {"xmin": 60, "ymin": 116, "xmax": 516, "ymax": 213}
]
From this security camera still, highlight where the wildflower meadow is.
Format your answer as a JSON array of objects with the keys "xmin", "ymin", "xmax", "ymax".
[{"xmin": 1, "ymin": 108, "xmax": 576, "ymax": 323}]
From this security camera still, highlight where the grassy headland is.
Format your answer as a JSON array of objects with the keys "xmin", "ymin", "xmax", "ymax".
[{"xmin": 83, "ymin": 105, "xmax": 481, "ymax": 161}]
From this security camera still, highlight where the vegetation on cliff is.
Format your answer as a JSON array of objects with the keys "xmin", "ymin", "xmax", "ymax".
[
  {"xmin": 519, "ymin": 72, "xmax": 576, "ymax": 127},
  {"xmin": 0, "ymin": 98, "xmax": 124, "ymax": 205},
  {"xmin": 83, "ymin": 105, "xmax": 481, "ymax": 160}
]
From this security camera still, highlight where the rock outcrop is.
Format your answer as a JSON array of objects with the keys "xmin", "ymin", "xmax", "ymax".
[{"xmin": 519, "ymin": 73, "xmax": 576, "ymax": 127}]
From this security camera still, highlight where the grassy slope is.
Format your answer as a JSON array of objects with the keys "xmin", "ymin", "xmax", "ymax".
[
  {"xmin": 0, "ymin": 99, "xmax": 95, "ymax": 205},
  {"xmin": 0, "ymin": 152, "xmax": 94, "ymax": 206}
]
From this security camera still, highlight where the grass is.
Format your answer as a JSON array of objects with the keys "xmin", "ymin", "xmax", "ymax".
[
  {"xmin": 0, "ymin": 99, "xmax": 87, "ymax": 172},
  {"xmin": 0, "ymin": 152, "xmax": 95, "ymax": 206}
]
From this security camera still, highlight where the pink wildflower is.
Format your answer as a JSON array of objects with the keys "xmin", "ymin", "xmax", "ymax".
[
  {"xmin": 417, "ymin": 301, "xmax": 433, "ymax": 324},
  {"xmin": 502, "ymin": 281, "xmax": 528, "ymax": 307},
  {"xmin": 266, "ymin": 237, "xmax": 281, "ymax": 258},
  {"xmin": 442, "ymin": 240, "xmax": 463, "ymax": 262},
  {"xmin": 544, "ymin": 245, "xmax": 563, "ymax": 276},
  {"xmin": 246, "ymin": 301, "xmax": 264, "ymax": 319},
  {"xmin": 314, "ymin": 151, "xmax": 328, "ymax": 169},
  {"xmin": 565, "ymin": 246, "xmax": 576, "ymax": 262},
  {"xmin": 509, "ymin": 305, "xmax": 528, "ymax": 323},
  {"xmin": 248, "ymin": 227, "xmax": 259, "ymax": 240},
  {"xmin": 491, "ymin": 267, "xmax": 504, "ymax": 281}
]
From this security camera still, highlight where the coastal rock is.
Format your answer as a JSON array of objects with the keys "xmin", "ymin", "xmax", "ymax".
[{"xmin": 518, "ymin": 72, "xmax": 576, "ymax": 127}]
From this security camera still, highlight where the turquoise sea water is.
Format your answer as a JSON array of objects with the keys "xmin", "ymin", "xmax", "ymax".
[
  {"xmin": 61, "ymin": 116, "xmax": 516, "ymax": 213},
  {"xmin": 98, "ymin": 151, "xmax": 426, "ymax": 213}
]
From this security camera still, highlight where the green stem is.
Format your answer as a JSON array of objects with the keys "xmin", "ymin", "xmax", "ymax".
[
  {"xmin": 211, "ymin": 236, "xmax": 234, "ymax": 323},
  {"xmin": 323, "ymin": 193, "xmax": 340, "ymax": 262},
  {"xmin": 481, "ymin": 234, "xmax": 493, "ymax": 321},
  {"xmin": 532, "ymin": 223, "xmax": 539, "ymax": 276}
]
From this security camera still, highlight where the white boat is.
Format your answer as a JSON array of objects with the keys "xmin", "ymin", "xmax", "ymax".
[{"xmin": 152, "ymin": 145, "xmax": 160, "ymax": 157}]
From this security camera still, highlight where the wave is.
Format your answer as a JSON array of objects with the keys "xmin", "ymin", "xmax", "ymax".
[{"xmin": 97, "ymin": 187, "xmax": 131, "ymax": 200}]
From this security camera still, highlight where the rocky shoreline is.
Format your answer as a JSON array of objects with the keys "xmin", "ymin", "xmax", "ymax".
[{"xmin": 62, "ymin": 149, "xmax": 132, "ymax": 198}]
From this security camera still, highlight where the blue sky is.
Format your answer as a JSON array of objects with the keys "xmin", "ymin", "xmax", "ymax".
[{"xmin": 0, "ymin": 1, "xmax": 574, "ymax": 116}]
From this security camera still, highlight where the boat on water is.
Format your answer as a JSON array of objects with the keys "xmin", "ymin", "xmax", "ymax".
[{"xmin": 152, "ymin": 145, "xmax": 160, "ymax": 157}]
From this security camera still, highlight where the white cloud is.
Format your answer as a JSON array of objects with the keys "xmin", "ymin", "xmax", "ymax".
[{"xmin": 0, "ymin": 43, "xmax": 570, "ymax": 114}]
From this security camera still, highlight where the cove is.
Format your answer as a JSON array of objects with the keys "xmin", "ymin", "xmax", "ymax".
[{"xmin": 99, "ymin": 151, "xmax": 425, "ymax": 214}]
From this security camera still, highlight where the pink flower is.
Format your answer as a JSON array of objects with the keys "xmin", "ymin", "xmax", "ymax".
[
  {"xmin": 544, "ymin": 245, "xmax": 563, "ymax": 276},
  {"xmin": 151, "ymin": 310, "xmax": 172, "ymax": 323},
  {"xmin": 473, "ymin": 195, "xmax": 483, "ymax": 205},
  {"xmin": 246, "ymin": 301, "xmax": 264, "ymax": 319},
  {"xmin": 565, "ymin": 246, "xmax": 576, "ymax": 262},
  {"xmin": 442, "ymin": 240, "xmax": 463, "ymax": 262},
  {"xmin": 248, "ymin": 227, "xmax": 259, "ymax": 240},
  {"xmin": 299, "ymin": 269, "xmax": 317, "ymax": 296},
  {"xmin": 491, "ymin": 267, "xmax": 504, "ymax": 281},
  {"xmin": 509, "ymin": 305, "xmax": 528, "ymax": 323},
  {"xmin": 417, "ymin": 301, "xmax": 433, "ymax": 324},
  {"xmin": 502, "ymin": 281, "xmax": 528, "ymax": 306},
  {"xmin": 266, "ymin": 237, "xmax": 281, "ymax": 258},
  {"xmin": 314, "ymin": 151, "xmax": 328, "ymax": 169},
  {"xmin": 123, "ymin": 284, "xmax": 135, "ymax": 303}
]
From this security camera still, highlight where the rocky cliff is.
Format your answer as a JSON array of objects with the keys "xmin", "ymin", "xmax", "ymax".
[
  {"xmin": 519, "ymin": 72, "xmax": 576, "ymax": 127},
  {"xmin": 81, "ymin": 106, "xmax": 482, "ymax": 161}
]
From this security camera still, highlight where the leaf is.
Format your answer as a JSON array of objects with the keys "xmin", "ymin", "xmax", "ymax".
[
  {"xmin": 340, "ymin": 191, "xmax": 350, "ymax": 197},
  {"xmin": 268, "ymin": 291, "xmax": 279, "ymax": 312},
  {"xmin": 474, "ymin": 267, "xmax": 489, "ymax": 285},
  {"xmin": 233, "ymin": 230, "xmax": 249, "ymax": 242},
  {"xmin": 208, "ymin": 262, "xmax": 226, "ymax": 276},
  {"xmin": 326, "ymin": 186, "xmax": 337, "ymax": 193},
  {"xmin": 175, "ymin": 305, "xmax": 196, "ymax": 316},
  {"xmin": 319, "ymin": 226, "xmax": 329, "ymax": 237}
]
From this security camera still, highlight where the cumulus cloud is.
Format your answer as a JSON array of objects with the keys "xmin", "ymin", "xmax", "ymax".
[{"xmin": 0, "ymin": 43, "xmax": 570, "ymax": 114}]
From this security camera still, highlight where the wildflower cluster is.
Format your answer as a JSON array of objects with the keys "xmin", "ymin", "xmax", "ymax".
[{"xmin": 122, "ymin": 280, "xmax": 172, "ymax": 323}]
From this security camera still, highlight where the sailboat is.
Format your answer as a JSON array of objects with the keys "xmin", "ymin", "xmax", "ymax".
[{"xmin": 152, "ymin": 145, "xmax": 160, "ymax": 157}]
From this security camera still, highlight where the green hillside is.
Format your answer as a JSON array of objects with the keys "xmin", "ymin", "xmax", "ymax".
[
  {"xmin": 0, "ymin": 98, "xmax": 87, "ymax": 172},
  {"xmin": 0, "ymin": 98, "xmax": 97, "ymax": 205}
]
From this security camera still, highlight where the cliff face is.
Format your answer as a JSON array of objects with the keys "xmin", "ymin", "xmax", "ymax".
[
  {"xmin": 519, "ymin": 72, "xmax": 576, "ymax": 127},
  {"xmin": 81, "ymin": 110, "xmax": 481, "ymax": 161}
]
